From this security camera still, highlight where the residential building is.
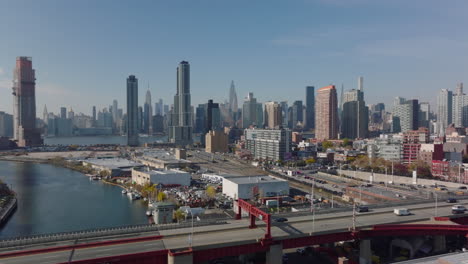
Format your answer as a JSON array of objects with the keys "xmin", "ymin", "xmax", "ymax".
[
  {"xmin": 205, "ymin": 130, "xmax": 229, "ymax": 153},
  {"xmin": 244, "ymin": 128, "xmax": 292, "ymax": 161},
  {"xmin": 127, "ymin": 75, "xmax": 139, "ymax": 146},
  {"xmin": 437, "ymin": 89, "xmax": 453, "ymax": 136},
  {"xmin": 12, "ymin": 57, "xmax": 42, "ymax": 146},
  {"xmin": 264, "ymin": 101, "xmax": 282, "ymax": 129},
  {"xmin": 169, "ymin": 61, "xmax": 193, "ymax": 146},
  {"xmin": 315, "ymin": 85, "xmax": 338, "ymax": 140},
  {"xmin": 402, "ymin": 128, "xmax": 429, "ymax": 165},
  {"xmin": 392, "ymin": 98, "xmax": 419, "ymax": 133}
]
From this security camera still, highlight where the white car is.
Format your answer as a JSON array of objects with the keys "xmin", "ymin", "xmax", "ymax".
[{"xmin": 452, "ymin": 205, "xmax": 466, "ymax": 214}]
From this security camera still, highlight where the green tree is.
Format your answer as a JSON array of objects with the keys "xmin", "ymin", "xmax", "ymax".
[
  {"xmin": 321, "ymin": 141, "xmax": 334, "ymax": 151},
  {"xmin": 306, "ymin": 158, "xmax": 316, "ymax": 164},
  {"xmin": 206, "ymin": 186, "xmax": 216, "ymax": 199}
]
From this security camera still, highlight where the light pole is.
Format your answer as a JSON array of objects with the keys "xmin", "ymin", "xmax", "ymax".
[
  {"xmin": 359, "ymin": 184, "xmax": 362, "ymax": 205},
  {"xmin": 434, "ymin": 192, "xmax": 438, "ymax": 217}
]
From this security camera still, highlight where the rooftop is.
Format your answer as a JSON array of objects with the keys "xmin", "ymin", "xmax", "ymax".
[
  {"xmin": 224, "ymin": 175, "xmax": 287, "ymax": 184},
  {"xmin": 83, "ymin": 158, "xmax": 142, "ymax": 169}
]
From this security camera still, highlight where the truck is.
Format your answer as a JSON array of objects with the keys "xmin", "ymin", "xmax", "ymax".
[{"xmin": 394, "ymin": 208, "xmax": 411, "ymax": 216}]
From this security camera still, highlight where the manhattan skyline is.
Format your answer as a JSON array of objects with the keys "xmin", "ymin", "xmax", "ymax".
[{"xmin": 0, "ymin": 0, "xmax": 467, "ymax": 115}]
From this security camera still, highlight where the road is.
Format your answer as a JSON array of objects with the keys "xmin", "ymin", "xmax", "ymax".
[{"xmin": 1, "ymin": 200, "xmax": 467, "ymax": 264}]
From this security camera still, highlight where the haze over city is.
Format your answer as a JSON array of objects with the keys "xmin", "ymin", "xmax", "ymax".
[{"xmin": 0, "ymin": 0, "xmax": 467, "ymax": 115}]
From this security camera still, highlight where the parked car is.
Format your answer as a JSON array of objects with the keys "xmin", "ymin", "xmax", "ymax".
[
  {"xmin": 275, "ymin": 217, "xmax": 288, "ymax": 223},
  {"xmin": 447, "ymin": 198, "xmax": 457, "ymax": 203},
  {"xmin": 459, "ymin": 186, "xmax": 467, "ymax": 190},
  {"xmin": 296, "ymin": 248, "xmax": 306, "ymax": 255},
  {"xmin": 394, "ymin": 208, "xmax": 411, "ymax": 216}
]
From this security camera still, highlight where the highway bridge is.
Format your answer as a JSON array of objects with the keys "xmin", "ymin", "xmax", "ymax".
[{"xmin": 1, "ymin": 199, "xmax": 468, "ymax": 264}]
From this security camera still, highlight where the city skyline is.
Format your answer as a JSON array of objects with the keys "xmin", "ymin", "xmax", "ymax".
[{"xmin": 0, "ymin": 1, "xmax": 467, "ymax": 115}]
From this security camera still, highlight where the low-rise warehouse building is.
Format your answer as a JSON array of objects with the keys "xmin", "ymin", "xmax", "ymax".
[
  {"xmin": 135, "ymin": 149, "xmax": 191, "ymax": 169},
  {"xmin": 222, "ymin": 175, "xmax": 289, "ymax": 199},
  {"xmin": 132, "ymin": 167, "xmax": 191, "ymax": 186},
  {"xmin": 82, "ymin": 158, "xmax": 143, "ymax": 177}
]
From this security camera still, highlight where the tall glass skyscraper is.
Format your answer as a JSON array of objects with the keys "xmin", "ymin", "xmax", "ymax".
[
  {"xmin": 305, "ymin": 86, "xmax": 315, "ymax": 130},
  {"xmin": 126, "ymin": 75, "xmax": 139, "ymax": 146},
  {"xmin": 169, "ymin": 61, "xmax": 193, "ymax": 146}
]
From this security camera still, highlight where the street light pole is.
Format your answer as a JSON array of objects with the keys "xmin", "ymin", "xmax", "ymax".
[{"xmin": 434, "ymin": 192, "xmax": 438, "ymax": 217}]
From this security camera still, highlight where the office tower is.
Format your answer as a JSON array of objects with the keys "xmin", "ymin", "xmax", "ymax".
[
  {"xmin": 112, "ymin": 100, "xmax": 118, "ymax": 124},
  {"xmin": 305, "ymin": 86, "xmax": 315, "ymax": 130},
  {"xmin": 0, "ymin": 112, "xmax": 14, "ymax": 138},
  {"xmin": 229, "ymin": 81, "xmax": 238, "ymax": 120},
  {"xmin": 126, "ymin": 75, "xmax": 139, "ymax": 146},
  {"xmin": 419, "ymin": 102, "xmax": 430, "ymax": 129},
  {"xmin": 169, "ymin": 61, "xmax": 193, "ymax": 146},
  {"xmin": 159, "ymin": 99, "xmax": 163, "ymax": 115},
  {"xmin": 392, "ymin": 98, "xmax": 419, "ymax": 133},
  {"xmin": 341, "ymin": 86, "xmax": 368, "ymax": 139},
  {"xmin": 195, "ymin": 104, "xmax": 206, "ymax": 134},
  {"xmin": 358, "ymin": 76, "xmax": 363, "ymax": 91},
  {"xmin": 12, "ymin": 57, "xmax": 42, "ymax": 146},
  {"xmin": 43, "ymin": 105, "xmax": 48, "ymax": 125},
  {"xmin": 452, "ymin": 83, "xmax": 468, "ymax": 128},
  {"xmin": 315, "ymin": 85, "xmax": 338, "ymax": 140},
  {"xmin": 144, "ymin": 89, "xmax": 152, "ymax": 134},
  {"xmin": 437, "ymin": 89, "xmax": 453, "ymax": 136},
  {"xmin": 244, "ymin": 128, "xmax": 292, "ymax": 161},
  {"xmin": 138, "ymin": 106, "xmax": 143, "ymax": 132},
  {"xmin": 60, "ymin": 107, "xmax": 67, "ymax": 119},
  {"xmin": 256, "ymin": 103, "xmax": 264, "ymax": 128},
  {"xmin": 92, "ymin": 106, "xmax": 96, "ymax": 125},
  {"xmin": 264, "ymin": 101, "xmax": 283, "ymax": 129},
  {"xmin": 291, "ymin": 101, "xmax": 303, "ymax": 129},
  {"xmin": 68, "ymin": 108, "xmax": 75, "ymax": 120},
  {"xmin": 205, "ymin": 100, "xmax": 221, "ymax": 132},
  {"xmin": 279, "ymin": 101, "xmax": 288, "ymax": 129},
  {"xmin": 242, "ymin": 92, "xmax": 260, "ymax": 128}
]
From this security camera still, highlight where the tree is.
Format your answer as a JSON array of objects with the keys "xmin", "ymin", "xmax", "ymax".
[
  {"xmin": 306, "ymin": 158, "xmax": 316, "ymax": 164},
  {"xmin": 157, "ymin": 191, "xmax": 167, "ymax": 202},
  {"xmin": 174, "ymin": 209, "xmax": 186, "ymax": 223},
  {"xmin": 206, "ymin": 186, "xmax": 216, "ymax": 199},
  {"xmin": 342, "ymin": 138, "xmax": 353, "ymax": 148},
  {"xmin": 99, "ymin": 170, "xmax": 110, "ymax": 178},
  {"xmin": 321, "ymin": 141, "xmax": 333, "ymax": 151}
]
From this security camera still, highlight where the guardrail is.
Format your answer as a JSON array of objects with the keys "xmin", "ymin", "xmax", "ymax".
[{"xmin": 0, "ymin": 219, "xmax": 228, "ymax": 249}]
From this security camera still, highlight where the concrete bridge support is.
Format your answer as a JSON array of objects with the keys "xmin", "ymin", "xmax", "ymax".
[
  {"xmin": 168, "ymin": 250, "xmax": 193, "ymax": 264},
  {"xmin": 266, "ymin": 243, "xmax": 283, "ymax": 264},
  {"xmin": 433, "ymin": 235, "xmax": 446, "ymax": 254},
  {"xmin": 359, "ymin": 239, "xmax": 372, "ymax": 264}
]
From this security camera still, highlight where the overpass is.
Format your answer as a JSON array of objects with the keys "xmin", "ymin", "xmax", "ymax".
[{"xmin": 1, "ymin": 200, "xmax": 468, "ymax": 264}]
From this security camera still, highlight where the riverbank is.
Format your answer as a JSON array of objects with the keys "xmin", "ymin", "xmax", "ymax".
[{"xmin": 0, "ymin": 198, "xmax": 17, "ymax": 227}]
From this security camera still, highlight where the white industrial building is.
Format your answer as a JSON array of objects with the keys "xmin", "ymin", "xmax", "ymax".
[
  {"xmin": 222, "ymin": 175, "xmax": 289, "ymax": 199},
  {"xmin": 132, "ymin": 167, "xmax": 191, "ymax": 186}
]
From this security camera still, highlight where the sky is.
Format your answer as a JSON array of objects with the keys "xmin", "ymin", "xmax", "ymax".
[{"xmin": 0, "ymin": 0, "xmax": 467, "ymax": 117}]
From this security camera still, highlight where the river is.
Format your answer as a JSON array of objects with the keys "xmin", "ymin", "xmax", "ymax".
[
  {"xmin": 0, "ymin": 160, "xmax": 149, "ymax": 239},
  {"xmin": 44, "ymin": 135, "xmax": 168, "ymax": 146}
]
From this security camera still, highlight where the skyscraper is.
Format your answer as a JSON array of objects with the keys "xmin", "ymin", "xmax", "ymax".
[
  {"xmin": 264, "ymin": 101, "xmax": 282, "ymax": 129},
  {"xmin": 60, "ymin": 107, "xmax": 67, "ymax": 119},
  {"xmin": 169, "ymin": 61, "xmax": 193, "ymax": 146},
  {"xmin": 305, "ymin": 86, "xmax": 315, "ymax": 130},
  {"xmin": 205, "ymin": 100, "xmax": 221, "ymax": 132},
  {"xmin": 291, "ymin": 100, "xmax": 303, "ymax": 129},
  {"xmin": 43, "ymin": 105, "xmax": 48, "ymax": 125},
  {"xmin": 12, "ymin": 57, "xmax": 42, "ymax": 146},
  {"xmin": 92, "ymin": 106, "xmax": 96, "ymax": 125},
  {"xmin": 341, "ymin": 88, "xmax": 368, "ymax": 139},
  {"xmin": 392, "ymin": 98, "xmax": 419, "ymax": 133},
  {"xmin": 437, "ymin": 89, "xmax": 453, "ymax": 136},
  {"xmin": 126, "ymin": 75, "xmax": 139, "ymax": 146},
  {"xmin": 242, "ymin": 92, "xmax": 259, "ymax": 128},
  {"xmin": 229, "ymin": 81, "xmax": 238, "ymax": 120},
  {"xmin": 452, "ymin": 83, "xmax": 468, "ymax": 128},
  {"xmin": 144, "ymin": 89, "xmax": 152, "ymax": 134},
  {"xmin": 280, "ymin": 101, "xmax": 289, "ymax": 128},
  {"xmin": 315, "ymin": 85, "xmax": 338, "ymax": 140},
  {"xmin": 112, "ymin": 100, "xmax": 118, "ymax": 125}
]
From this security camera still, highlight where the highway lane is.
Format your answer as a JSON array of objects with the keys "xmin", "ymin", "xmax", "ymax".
[{"xmin": 1, "ymin": 200, "xmax": 467, "ymax": 264}]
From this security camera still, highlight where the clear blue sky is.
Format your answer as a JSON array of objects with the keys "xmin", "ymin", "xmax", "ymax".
[{"xmin": 0, "ymin": 0, "xmax": 467, "ymax": 116}]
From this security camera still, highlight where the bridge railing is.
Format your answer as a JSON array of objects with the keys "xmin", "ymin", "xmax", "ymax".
[{"xmin": 0, "ymin": 219, "xmax": 228, "ymax": 249}]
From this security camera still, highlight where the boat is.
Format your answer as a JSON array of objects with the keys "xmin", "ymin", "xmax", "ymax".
[
  {"xmin": 122, "ymin": 189, "xmax": 127, "ymax": 194},
  {"xmin": 146, "ymin": 210, "xmax": 153, "ymax": 216}
]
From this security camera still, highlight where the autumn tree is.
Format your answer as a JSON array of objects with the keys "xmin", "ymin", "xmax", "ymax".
[{"xmin": 206, "ymin": 186, "xmax": 216, "ymax": 199}]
